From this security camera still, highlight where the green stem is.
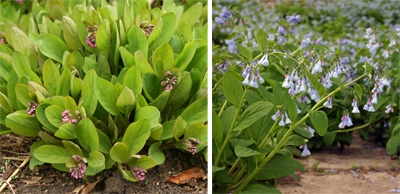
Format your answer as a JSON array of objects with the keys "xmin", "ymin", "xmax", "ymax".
[
  {"xmin": 333, "ymin": 115, "xmax": 383, "ymax": 133},
  {"xmin": 232, "ymin": 165, "xmax": 247, "ymax": 184},
  {"xmin": 227, "ymin": 158, "xmax": 240, "ymax": 174},
  {"xmin": 234, "ymin": 74, "xmax": 367, "ymax": 192},
  {"xmin": 214, "ymin": 87, "xmax": 249, "ymax": 167},
  {"xmin": 218, "ymin": 101, "xmax": 228, "ymax": 117},
  {"xmin": 259, "ymin": 119, "xmax": 279, "ymax": 148},
  {"xmin": 213, "ymin": 77, "xmax": 224, "ymax": 91}
]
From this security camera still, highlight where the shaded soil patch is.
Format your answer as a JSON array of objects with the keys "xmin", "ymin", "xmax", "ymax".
[
  {"xmin": 277, "ymin": 131, "xmax": 400, "ymax": 194},
  {"xmin": 0, "ymin": 134, "xmax": 207, "ymax": 193}
]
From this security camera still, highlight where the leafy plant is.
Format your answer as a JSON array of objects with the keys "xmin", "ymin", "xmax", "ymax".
[{"xmin": 0, "ymin": 0, "xmax": 208, "ymax": 182}]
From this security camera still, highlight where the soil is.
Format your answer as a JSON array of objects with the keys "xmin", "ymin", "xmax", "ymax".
[
  {"xmin": 277, "ymin": 131, "xmax": 400, "ymax": 194},
  {"xmin": 0, "ymin": 134, "xmax": 207, "ymax": 194}
]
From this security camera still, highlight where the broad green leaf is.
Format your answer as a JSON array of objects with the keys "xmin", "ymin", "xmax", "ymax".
[
  {"xmin": 43, "ymin": 59, "xmax": 60, "ymax": 96},
  {"xmin": 82, "ymin": 69, "xmax": 98, "ymax": 116},
  {"xmin": 15, "ymin": 84, "xmax": 31, "ymax": 107},
  {"xmin": 152, "ymin": 42, "xmax": 174, "ymax": 76},
  {"xmin": 77, "ymin": 118, "xmax": 99, "ymax": 152},
  {"xmin": 126, "ymin": 25, "xmax": 148, "ymax": 58},
  {"xmin": 96, "ymin": 19, "xmax": 111, "ymax": 55},
  {"xmin": 110, "ymin": 142, "xmax": 129, "ymax": 163},
  {"xmin": 181, "ymin": 97, "xmax": 207, "ymax": 127},
  {"xmin": 149, "ymin": 90, "xmax": 170, "ymax": 112},
  {"xmin": 0, "ymin": 92, "xmax": 14, "ymax": 113},
  {"xmin": 95, "ymin": 77, "xmax": 119, "ymax": 116},
  {"xmin": 256, "ymin": 30, "xmax": 269, "ymax": 51},
  {"xmin": 149, "ymin": 12, "xmax": 177, "ymax": 51},
  {"xmin": 173, "ymin": 41, "xmax": 197, "ymax": 71},
  {"xmin": 88, "ymin": 151, "xmax": 105, "ymax": 168},
  {"xmin": 56, "ymin": 67, "xmax": 71, "ymax": 96},
  {"xmin": 310, "ymin": 110, "xmax": 328, "ymax": 136},
  {"xmin": 62, "ymin": 16, "xmax": 82, "ymax": 50},
  {"xmin": 305, "ymin": 70, "xmax": 326, "ymax": 99},
  {"xmin": 62, "ymin": 140, "xmax": 82, "ymax": 156},
  {"xmin": 354, "ymin": 83, "xmax": 362, "ymax": 100},
  {"xmin": 38, "ymin": 131, "xmax": 61, "ymax": 144},
  {"xmin": 119, "ymin": 46, "xmax": 135, "ymax": 68},
  {"xmin": 122, "ymin": 118, "xmax": 151, "ymax": 156},
  {"xmin": 38, "ymin": 33, "xmax": 69, "ymax": 63},
  {"xmin": 148, "ymin": 141, "xmax": 165, "ymax": 165},
  {"xmin": 323, "ymin": 131, "xmax": 336, "ymax": 146},
  {"xmin": 134, "ymin": 106, "xmax": 160, "ymax": 129},
  {"xmin": 169, "ymin": 72, "xmax": 192, "ymax": 108},
  {"xmin": 55, "ymin": 123, "xmax": 77, "ymax": 139},
  {"xmin": 233, "ymin": 101, "xmax": 274, "ymax": 132},
  {"xmin": 116, "ymin": 87, "xmax": 136, "ymax": 115},
  {"xmin": 134, "ymin": 50, "xmax": 154, "ymax": 74},
  {"xmin": 5, "ymin": 110, "xmax": 41, "ymax": 137},
  {"xmin": 35, "ymin": 104, "xmax": 58, "ymax": 133},
  {"xmin": 128, "ymin": 155, "xmax": 157, "ymax": 170},
  {"xmin": 45, "ymin": 105, "xmax": 64, "ymax": 128},
  {"xmin": 236, "ymin": 44, "xmax": 252, "ymax": 60},
  {"xmin": 273, "ymin": 84, "xmax": 297, "ymax": 123},
  {"xmin": 235, "ymin": 145, "xmax": 262, "ymax": 158},
  {"xmin": 33, "ymin": 145, "xmax": 72, "ymax": 164},
  {"xmin": 123, "ymin": 65, "xmax": 142, "ymax": 96},
  {"xmin": 223, "ymin": 70, "xmax": 243, "ymax": 107},
  {"xmin": 12, "ymin": 52, "xmax": 41, "ymax": 83},
  {"xmin": 179, "ymin": 3, "xmax": 202, "ymax": 28},
  {"xmin": 254, "ymin": 154, "xmax": 303, "ymax": 180},
  {"xmin": 241, "ymin": 184, "xmax": 281, "ymax": 194}
]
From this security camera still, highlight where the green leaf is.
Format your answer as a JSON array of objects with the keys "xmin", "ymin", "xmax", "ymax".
[
  {"xmin": 134, "ymin": 106, "xmax": 160, "ymax": 129},
  {"xmin": 152, "ymin": 43, "xmax": 174, "ymax": 76},
  {"xmin": 149, "ymin": 12, "xmax": 177, "ymax": 51},
  {"xmin": 173, "ymin": 41, "xmax": 197, "ymax": 71},
  {"xmin": 168, "ymin": 72, "xmax": 192, "ymax": 108},
  {"xmin": 241, "ymin": 184, "xmax": 281, "ymax": 194},
  {"xmin": 38, "ymin": 33, "xmax": 69, "ymax": 63},
  {"xmin": 77, "ymin": 118, "xmax": 99, "ymax": 152},
  {"xmin": 35, "ymin": 104, "xmax": 58, "ymax": 133},
  {"xmin": 236, "ymin": 44, "xmax": 252, "ymax": 60},
  {"xmin": 62, "ymin": 16, "xmax": 82, "ymax": 50},
  {"xmin": 95, "ymin": 77, "xmax": 118, "ymax": 116},
  {"xmin": 123, "ymin": 65, "xmax": 142, "ymax": 96},
  {"xmin": 62, "ymin": 140, "xmax": 82, "ymax": 156},
  {"xmin": 126, "ymin": 25, "xmax": 148, "ymax": 58},
  {"xmin": 128, "ymin": 155, "xmax": 157, "ymax": 170},
  {"xmin": 149, "ymin": 90, "xmax": 170, "ymax": 112},
  {"xmin": 284, "ymin": 135, "xmax": 305, "ymax": 146},
  {"xmin": 256, "ymin": 30, "xmax": 269, "ymax": 51},
  {"xmin": 148, "ymin": 141, "xmax": 165, "ymax": 165},
  {"xmin": 235, "ymin": 145, "xmax": 262, "ymax": 158},
  {"xmin": 15, "ymin": 84, "xmax": 31, "ymax": 107},
  {"xmin": 55, "ymin": 123, "xmax": 77, "ymax": 139},
  {"xmin": 43, "ymin": 59, "xmax": 60, "ymax": 96},
  {"xmin": 354, "ymin": 83, "xmax": 362, "ymax": 100},
  {"xmin": 273, "ymin": 84, "xmax": 297, "ymax": 123},
  {"xmin": 305, "ymin": 70, "xmax": 326, "ymax": 99},
  {"xmin": 254, "ymin": 154, "xmax": 302, "ymax": 180},
  {"xmin": 56, "ymin": 67, "xmax": 71, "ymax": 96},
  {"xmin": 33, "ymin": 145, "xmax": 72, "ymax": 164},
  {"xmin": 88, "ymin": 151, "xmax": 105, "ymax": 168},
  {"xmin": 5, "ymin": 110, "xmax": 41, "ymax": 137},
  {"xmin": 96, "ymin": 19, "xmax": 111, "ymax": 55},
  {"xmin": 82, "ymin": 69, "xmax": 98, "ymax": 116},
  {"xmin": 179, "ymin": 3, "xmax": 202, "ymax": 28},
  {"xmin": 181, "ymin": 97, "xmax": 207, "ymax": 127},
  {"xmin": 110, "ymin": 142, "xmax": 130, "ymax": 163},
  {"xmin": 223, "ymin": 70, "xmax": 243, "ymax": 107},
  {"xmin": 45, "ymin": 105, "xmax": 64, "ymax": 128},
  {"xmin": 0, "ymin": 92, "xmax": 14, "ymax": 113},
  {"xmin": 310, "ymin": 110, "xmax": 328, "ymax": 136},
  {"xmin": 323, "ymin": 131, "xmax": 336, "ymax": 146},
  {"xmin": 116, "ymin": 87, "xmax": 136, "ymax": 115},
  {"xmin": 123, "ymin": 118, "xmax": 151, "ymax": 156},
  {"xmin": 135, "ymin": 50, "xmax": 155, "ymax": 74},
  {"xmin": 233, "ymin": 101, "xmax": 274, "ymax": 132},
  {"xmin": 12, "ymin": 52, "xmax": 41, "ymax": 83},
  {"xmin": 120, "ymin": 46, "xmax": 136, "ymax": 68}
]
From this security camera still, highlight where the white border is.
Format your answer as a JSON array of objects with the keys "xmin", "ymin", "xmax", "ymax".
[{"xmin": 207, "ymin": 0, "xmax": 212, "ymax": 193}]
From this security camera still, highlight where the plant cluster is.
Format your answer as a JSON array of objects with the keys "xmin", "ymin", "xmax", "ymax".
[
  {"xmin": 0, "ymin": 0, "xmax": 208, "ymax": 182},
  {"xmin": 212, "ymin": 0, "xmax": 399, "ymax": 193}
]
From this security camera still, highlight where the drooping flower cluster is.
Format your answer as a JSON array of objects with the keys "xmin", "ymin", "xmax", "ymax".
[
  {"xmin": 140, "ymin": 22, "xmax": 155, "ymax": 37},
  {"xmin": 241, "ymin": 65, "xmax": 264, "ymax": 88},
  {"xmin": 69, "ymin": 155, "xmax": 87, "ymax": 179},
  {"xmin": 62, "ymin": 110, "xmax": 83, "ymax": 124},
  {"xmin": 300, "ymin": 144, "xmax": 310, "ymax": 156},
  {"xmin": 86, "ymin": 25, "xmax": 98, "ymax": 48},
  {"xmin": 352, "ymin": 99, "xmax": 360, "ymax": 113},
  {"xmin": 15, "ymin": 0, "xmax": 23, "ymax": 4},
  {"xmin": 26, "ymin": 101, "xmax": 38, "ymax": 117},
  {"xmin": 131, "ymin": 167, "xmax": 147, "ymax": 182},
  {"xmin": 323, "ymin": 97, "xmax": 333, "ymax": 109},
  {"xmin": 182, "ymin": 137, "xmax": 200, "ymax": 155},
  {"xmin": 286, "ymin": 14, "xmax": 301, "ymax": 25},
  {"xmin": 160, "ymin": 71, "xmax": 177, "ymax": 90},
  {"xmin": 385, "ymin": 104, "xmax": 394, "ymax": 114},
  {"xmin": 215, "ymin": 7, "xmax": 232, "ymax": 25},
  {"xmin": 338, "ymin": 114, "xmax": 353, "ymax": 129},
  {"xmin": 271, "ymin": 109, "xmax": 292, "ymax": 126},
  {"xmin": 214, "ymin": 61, "xmax": 230, "ymax": 74}
]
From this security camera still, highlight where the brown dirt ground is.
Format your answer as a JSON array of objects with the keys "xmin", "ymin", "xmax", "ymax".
[
  {"xmin": 277, "ymin": 131, "xmax": 400, "ymax": 194},
  {"xmin": 0, "ymin": 134, "xmax": 207, "ymax": 194}
]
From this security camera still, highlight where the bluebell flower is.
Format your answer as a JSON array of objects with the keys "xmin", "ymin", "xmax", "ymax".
[
  {"xmin": 382, "ymin": 50, "xmax": 389, "ymax": 60},
  {"xmin": 220, "ymin": 7, "xmax": 232, "ymax": 20},
  {"xmin": 215, "ymin": 17, "xmax": 225, "ymax": 25},
  {"xmin": 359, "ymin": 56, "xmax": 368, "ymax": 63},
  {"xmin": 271, "ymin": 109, "xmax": 281, "ymax": 121},
  {"xmin": 389, "ymin": 39, "xmax": 396, "ymax": 48},
  {"xmin": 259, "ymin": 54, "xmax": 269, "ymax": 66},
  {"xmin": 352, "ymin": 99, "xmax": 360, "ymax": 113},
  {"xmin": 338, "ymin": 114, "xmax": 353, "ymax": 129},
  {"xmin": 278, "ymin": 26, "xmax": 287, "ymax": 35},
  {"xmin": 296, "ymin": 105, "xmax": 302, "ymax": 114},
  {"xmin": 385, "ymin": 104, "xmax": 394, "ymax": 114},
  {"xmin": 225, "ymin": 39, "xmax": 238, "ymax": 54},
  {"xmin": 277, "ymin": 35, "xmax": 285, "ymax": 45},
  {"xmin": 306, "ymin": 127, "xmax": 315, "ymax": 137},
  {"xmin": 241, "ymin": 65, "xmax": 263, "ymax": 88},
  {"xmin": 311, "ymin": 60, "xmax": 322, "ymax": 75},
  {"xmin": 286, "ymin": 14, "xmax": 301, "ymax": 25},
  {"xmin": 300, "ymin": 144, "xmax": 311, "ymax": 156},
  {"xmin": 301, "ymin": 38, "xmax": 311, "ymax": 49},
  {"xmin": 323, "ymin": 97, "xmax": 333, "ymax": 108}
]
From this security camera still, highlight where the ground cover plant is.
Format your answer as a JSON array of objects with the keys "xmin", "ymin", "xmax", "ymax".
[
  {"xmin": 0, "ymin": 0, "xmax": 208, "ymax": 190},
  {"xmin": 212, "ymin": 0, "xmax": 400, "ymax": 193}
]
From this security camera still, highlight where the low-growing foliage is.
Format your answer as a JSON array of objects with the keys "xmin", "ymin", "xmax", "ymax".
[
  {"xmin": 212, "ymin": 0, "xmax": 399, "ymax": 193},
  {"xmin": 0, "ymin": 0, "xmax": 208, "ymax": 182}
]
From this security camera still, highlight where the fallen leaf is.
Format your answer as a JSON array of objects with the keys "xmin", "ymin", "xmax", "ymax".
[
  {"xmin": 71, "ymin": 184, "xmax": 85, "ymax": 194},
  {"xmin": 166, "ymin": 166, "xmax": 207, "ymax": 185},
  {"xmin": 82, "ymin": 179, "xmax": 102, "ymax": 194}
]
